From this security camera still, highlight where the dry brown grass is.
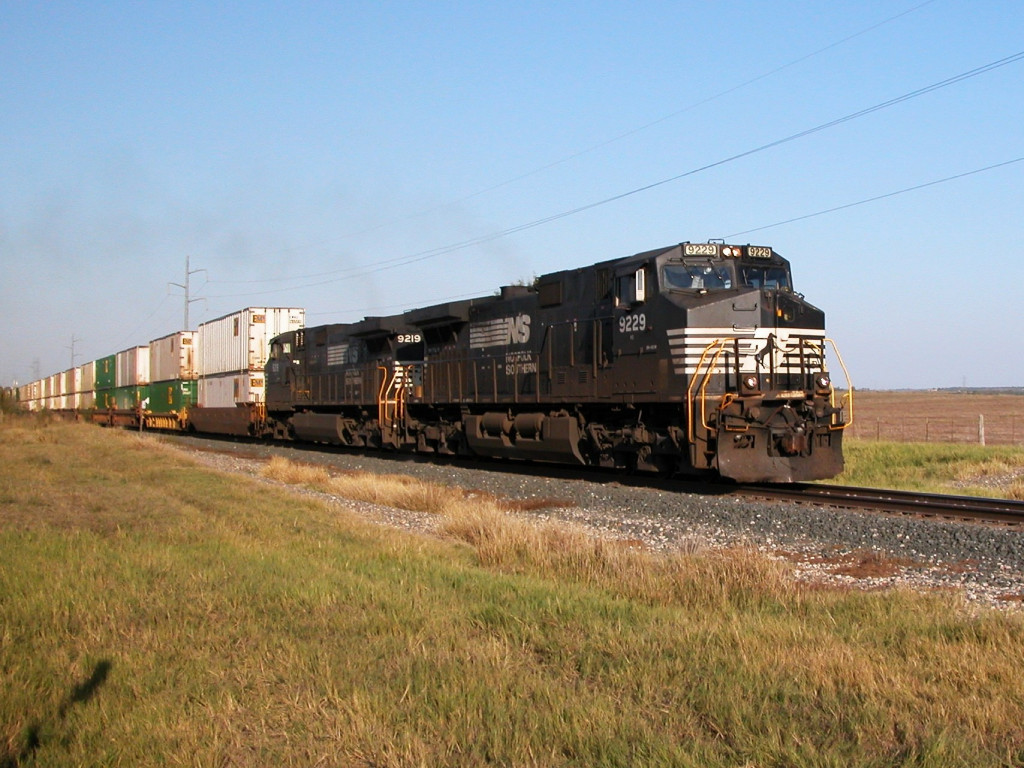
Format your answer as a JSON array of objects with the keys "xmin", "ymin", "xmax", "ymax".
[
  {"xmin": 262, "ymin": 456, "xmax": 785, "ymax": 610},
  {"xmin": 847, "ymin": 390, "xmax": 1024, "ymax": 444},
  {"xmin": 6, "ymin": 423, "xmax": 1024, "ymax": 766}
]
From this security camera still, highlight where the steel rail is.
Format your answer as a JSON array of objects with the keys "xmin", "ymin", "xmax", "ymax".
[
  {"xmin": 736, "ymin": 483, "xmax": 1024, "ymax": 526},
  {"xmin": 160, "ymin": 431, "xmax": 1024, "ymax": 526}
]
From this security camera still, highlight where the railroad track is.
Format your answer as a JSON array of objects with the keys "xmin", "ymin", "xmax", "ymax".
[
  {"xmin": 164, "ymin": 432, "xmax": 1024, "ymax": 527},
  {"xmin": 737, "ymin": 483, "xmax": 1024, "ymax": 526}
]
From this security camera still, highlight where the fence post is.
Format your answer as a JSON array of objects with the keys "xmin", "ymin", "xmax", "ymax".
[{"xmin": 979, "ymin": 414, "xmax": 985, "ymax": 446}]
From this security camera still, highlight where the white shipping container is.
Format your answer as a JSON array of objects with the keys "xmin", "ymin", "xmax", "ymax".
[
  {"xmin": 116, "ymin": 346, "xmax": 151, "ymax": 387},
  {"xmin": 81, "ymin": 360, "xmax": 96, "ymax": 393},
  {"xmin": 80, "ymin": 391, "xmax": 95, "ymax": 410},
  {"xmin": 198, "ymin": 371, "xmax": 266, "ymax": 407},
  {"xmin": 150, "ymin": 331, "xmax": 198, "ymax": 382},
  {"xmin": 21, "ymin": 381, "xmax": 41, "ymax": 405},
  {"xmin": 198, "ymin": 307, "xmax": 304, "ymax": 376},
  {"xmin": 63, "ymin": 367, "xmax": 83, "ymax": 395}
]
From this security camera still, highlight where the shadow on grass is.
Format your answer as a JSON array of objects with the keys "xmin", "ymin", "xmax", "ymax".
[{"xmin": 1, "ymin": 659, "xmax": 112, "ymax": 768}]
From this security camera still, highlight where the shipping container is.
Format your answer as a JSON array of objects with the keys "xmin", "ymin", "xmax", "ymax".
[
  {"xmin": 79, "ymin": 390, "xmax": 95, "ymax": 410},
  {"xmin": 149, "ymin": 331, "xmax": 197, "ymax": 382},
  {"xmin": 95, "ymin": 355, "xmax": 116, "ymax": 389},
  {"xmin": 18, "ymin": 381, "xmax": 40, "ymax": 406},
  {"xmin": 62, "ymin": 367, "xmax": 82, "ymax": 396},
  {"xmin": 113, "ymin": 385, "xmax": 151, "ymax": 410},
  {"xmin": 148, "ymin": 379, "xmax": 197, "ymax": 413},
  {"xmin": 198, "ymin": 371, "xmax": 266, "ymax": 407},
  {"xmin": 198, "ymin": 307, "xmax": 304, "ymax": 376},
  {"xmin": 116, "ymin": 346, "xmax": 150, "ymax": 387},
  {"xmin": 81, "ymin": 360, "xmax": 96, "ymax": 393}
]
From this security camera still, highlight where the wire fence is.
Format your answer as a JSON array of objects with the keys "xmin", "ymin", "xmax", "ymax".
[{"xmin": 845, "ymin": 415, "xmax": 1024, "ymax": 446}]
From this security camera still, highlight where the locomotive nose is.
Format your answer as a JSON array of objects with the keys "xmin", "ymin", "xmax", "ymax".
[{"xmin": 767, "ymin": 290, "xmax": 803, "ymax": 327}]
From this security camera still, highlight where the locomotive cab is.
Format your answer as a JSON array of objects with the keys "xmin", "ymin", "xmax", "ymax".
[{"xmin": 647, "ymin": 243, "xmax": 850, "ymax": 481}]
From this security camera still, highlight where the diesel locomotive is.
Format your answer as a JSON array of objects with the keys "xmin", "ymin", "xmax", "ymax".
[{"xmin": 262, "ymin": 242, "xmax": 851, "ymax": 482}]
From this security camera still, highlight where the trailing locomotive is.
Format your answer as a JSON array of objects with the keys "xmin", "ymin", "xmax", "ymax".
[{"xmin": 263, "ymin": 242, "xmax": 851, "ymax": 482}]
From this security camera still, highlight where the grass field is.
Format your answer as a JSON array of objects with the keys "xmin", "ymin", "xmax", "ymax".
[{"xmin": 3, "ymin": 416, "xmax": 1024, "ymax": 766}]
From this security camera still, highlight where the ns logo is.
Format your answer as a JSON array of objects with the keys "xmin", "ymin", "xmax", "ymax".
[{"xmin": 505, "ymin": 313, "xmax": 531, "ymax": 344}]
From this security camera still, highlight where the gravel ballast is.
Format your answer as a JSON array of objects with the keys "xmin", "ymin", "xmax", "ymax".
[{"xmin": 173, "ymin": 436, "xmax": 1024, "ymax": 610}]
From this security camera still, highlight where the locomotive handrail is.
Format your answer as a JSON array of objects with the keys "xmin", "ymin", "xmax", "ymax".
[
  {"xmin": 685, "ymin": 339, "xmax": 732, "ymax": 445},
  {"xmin": 801, "ymin": 339, "xmax": 854, "ymax": 430},
  {"xmin": 377, "ymin": 365, "xmax": 394, "ymax": 429},
  {"xmin": 823, "ymin": 338, "xmax": 854, "ymax": 430},
  {"xmin": 685, "ymin": 335, "xmax": 855, "ymax": 447},
  {"xmin": 378, "ymin": 364, "xmax": 416, "ymax": 433}
]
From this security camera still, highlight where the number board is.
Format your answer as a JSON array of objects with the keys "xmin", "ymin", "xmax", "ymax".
[
  {"xmin": 394, "ymin": 333, "xmax": 425, "ymax": 363},
  {"xmin": 683, "ymin": 243, "xmax": 719, "ymax": 257}
]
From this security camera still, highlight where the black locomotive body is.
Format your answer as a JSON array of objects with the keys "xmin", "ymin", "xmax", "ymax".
[{"xmin": 265, "ymin": 242, "xmax": 850, "ymax": 482}]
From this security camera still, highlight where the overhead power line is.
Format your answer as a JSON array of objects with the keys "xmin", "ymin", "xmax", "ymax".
[
  {"xmin": 209, "ymin": 0, "xmax": 940, "ymax": 285},
  {"xmin": 203, "ymin": 49, "xmax": 1024, "ymax": 301},
  {"xmin": 726, "ymin": 157, "xmax": 1024, "ymax": 237},
  {"xmin": 227, "ymin": 154, "xmax": 1024, "ymax": 320}
]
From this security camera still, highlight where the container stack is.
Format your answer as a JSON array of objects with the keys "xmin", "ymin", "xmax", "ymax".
[
  {"xmin": 95, "ymin": 354, "xmax": 116, "ymax": 409},
  {"xmin": 114, "ymin": 346, "xmax": 151, "ymax": 410},
  {"xmin": 197, "ymin": 308, "xmax": 305, "ymax": 407},
  {"xmin": 13, "ymin": 306, "xmax": 306, "ymax": 419},
  {"xmin": 149, "ymin": 331, "xmax": 198, "ymax": 415}
]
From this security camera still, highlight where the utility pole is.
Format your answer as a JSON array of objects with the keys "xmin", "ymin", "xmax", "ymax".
[
  {"xmin": 65, "ymin": 335, "xmax": 81, "ymax": 369},
  {"xmin": 168, "ymin": 256, "xmax": 207, "ymax": 330}
]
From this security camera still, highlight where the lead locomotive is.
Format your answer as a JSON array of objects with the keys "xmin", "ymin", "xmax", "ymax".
[{"xmin": 264, "ymin": 242, "xmax": 851, "ymax": 482}]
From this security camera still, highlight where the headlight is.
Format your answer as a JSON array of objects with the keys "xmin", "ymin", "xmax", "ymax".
[
  {"xmin": 814, "ymin": 373, "xmax": 831, "ymax": 393},
  {"xmin": 741, "ymin": 374, "xmax": 760, "ymax": 394}
]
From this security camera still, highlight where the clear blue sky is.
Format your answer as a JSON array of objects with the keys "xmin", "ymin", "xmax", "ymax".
[{"xmin": 2, "ymin": 1, "xmax": 1022, "ymax": 389}]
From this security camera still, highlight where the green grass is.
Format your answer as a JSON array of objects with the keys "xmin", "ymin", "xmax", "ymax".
[
  {"xmin": 837, "ymin": 438, "xmax": 1024, "ymax": 498},
  {"xmin": 2, "ymin": 419, "xmax": 1024, "ymax": 766}
]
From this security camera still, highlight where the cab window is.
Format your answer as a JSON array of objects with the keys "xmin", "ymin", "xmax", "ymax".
[
  {"xmin": 740, "ymin": 266, "xmax": 792, "ymax": 290},
  {"xmin": 663, "ymin": 263, "xmax": 733, "ymax": 291},
  {"xmin": 615, "ymin": 267, "xmax": 647, "ymax": 305}
]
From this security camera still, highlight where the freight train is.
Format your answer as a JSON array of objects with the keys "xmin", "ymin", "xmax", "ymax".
[{"xmin": 16, "ymin": 241, "xmax": 852, "ymax": 482}]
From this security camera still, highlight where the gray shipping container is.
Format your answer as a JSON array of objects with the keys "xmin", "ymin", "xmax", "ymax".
[
  {"xmin": 197, "ymin": 371, "xmax": 266, "ymax": 407},
  {"xmin": 198, "ymin": 307, "xmax": 304, "ymax": 376},
  {"xmin": 116, "ymin": 346, "xmax": 151, "ymax": 387},
  {"xmin": 149, "ymin": 331, "xmax": 198, "ymax": 383}
]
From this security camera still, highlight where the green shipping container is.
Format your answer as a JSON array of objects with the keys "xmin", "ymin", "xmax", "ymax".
[
  {"xmin": 148, "ymin": 379, "xmax": 197, "ymax": 414},
  {"xmin": 95, "ymin": 355, "xmax": 116, "ymax": 389},
  {"xmin": 95, "ymin": 389, "xmax": 116, "ymax": 409},
  {"xmin": 113, "ymin": 385, "xmax": 150, "ymax": 410}
]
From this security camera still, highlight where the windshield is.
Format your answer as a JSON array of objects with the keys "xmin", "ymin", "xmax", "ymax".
[
  {"xmin": 739, "ymin": 266, "xmax": 792, "ymax": 291},
  {"xmin": 663, "ymin": 263, "xmax": 733, "ymax": 291}
]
